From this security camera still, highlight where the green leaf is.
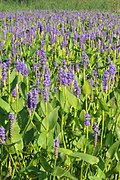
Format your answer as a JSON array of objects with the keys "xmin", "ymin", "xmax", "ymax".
[
  {"xmin": 39, "ymin": 154, "xmax": 53, "ymax": 173},
  {"xmin": 40, "ymin": 100, "xmax": 53, "ymax": 115},
  {"xmin": 59, "ymin": 148, "xmax": 99, "ymax": 164},
  {"xmin": 53, "ymin": 167, "xmax": 77, "ymax": 180},
  {"xmin": 98, "ymin": 98, "xmax": 109, "ymax": 111},
  {"xmin": 106, "ymin": 141, "xmax": 120, "ymax": 159},
  {"xmin": 11, "ymin": 120, "xmax": 23, "ymax": 151},
  {"xmin": 113, "ymin": 161, "xmax": 120, "ymax": 173},
  {"xmin": 56, "ymin": 89, "xmax": 66, "ymax": 109},
  {"xmin": 11, "ymin": 97, "xmax": 25, "ymax": 112},
  {"xmin": 116, "ymin": 125, "xmax": 120, "ymax": 140},
  {"xmin": 38, "ymin": 131, "xmax": 47, "ymax": 149},
  {"xmin": 20, "ymin": 82, "xmax": 27, "ymax": 98},
  {"xmin": 48, "ymin": 106, "xmax": 59, "ymax": 130},
  {"xmin": 88, "ymin": 176, "xmax": 102, "ymax": 180},
  {"xmin": 71, "ymin": 152, "xmax": 99, "ymax": 164},
  {"xmin": 82, "ymin": 79, "xmax": 92, "ymax": 96},
  {"xmin": 10, "ymin": 69, "xmax": 16, "ymax": 84},
  {"xmin": 59, "ymin": 148, "xmax": 73, "ymax": 155},
  {"xmin": 0, "ymin": 98, "xmax": 10, "ymax": 112},
  {"xmin": 65, "ymin": 88, "xmax": 78, "ymax": 109}
]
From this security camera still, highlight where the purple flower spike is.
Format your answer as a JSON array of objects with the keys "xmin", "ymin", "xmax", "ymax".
[
  {"xmin": 54, "ymin": 138, "xmax": 59, "ymax": 159},
  {"xmin": 84, "ymin": 113, "xmax": 90, "ymax": 126},
  {"xmin": 102, "ymin": 70, "xmax": 109, "ymax": 92},
  {"xmin": 82, "ymin": 52, "xmax": 88, "ymax": 68},
  {"xmin": 93, "ymin": 122, "xmax": 99, "ymax": 147},
  {"xmin": 8, "ymin": 113, "xmax": 15, "ymax": 121},
  {"xmin": 0, "ymin": 127, "xmax": 6, "ymax": 144},
  {"xmin": 8, "ymin": 113, "xmax": 15, "ymax": 138},
  {"xmin": 73, "ymin": 80, "xmax": 81, "ymax": 98},
  {"xmin": 108, "ymin": 62, "xmax": 116, "ymax": 76},
  {"xmin": 2, "ymin": 63, "xmax": 7, "ymax": 86},
  {"xmin": 15, "ymin": 59, "xmax": 29, "ymax": 76},
  {"xmin": 26, "ymin": 88, "xmax": 39, "ymax": 113}
]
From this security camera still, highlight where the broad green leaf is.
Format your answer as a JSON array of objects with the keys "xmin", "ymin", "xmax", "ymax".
[
  {"xmin": 11, "ymin": 97, "xmax": 25, "ymax": 112},
  {"xmin": 113, "ymin": 161, "xmax": 120, "ymax": 173},
  {"xmin": 53, "ymin": 167, "xmax": 77, "ymax": 180},
  {"xmin": 10, "ymin": 69, "xmax": 16, "ymax": 83},
  {"xmin": 59, "ymin": 148, "xmax": 73, "ymax": 155},
  {"xmin": 98, "ymin": 98, "xmax": 109, "ymax": 111},
  {"xmin": 56, "ymin": 89, "xmax": 66, "ymax": 109},
  {"xmin": 59, "ymin": 148, "xmax": 99, "ymax": 164},
  {"xmin": 0, "ymin": 98, "xmax": 10, "ymax": 112},
  {"xmin": 97, "ymin": 166, "xmax": 106, "ymax": 179},
  {"xmin": 40, "ymin": 100, "xmax": 53, "ymax": 115},
  {"xmin": 38, "ymin": 131, "xmax": 47, "ymax": 149},
  {"xmin": 106, "ymin": 141, "xmax": 120, "ymax": 159},
  {"xmin": 48, "ymin": 106, "xmax": 59, "ymax": 130},
  {"xmin": 20, "ymin": 82, "xmax": 27, "ymax": 98},
  {"xmin": 89, "ymin": 176, "xmax": 102, "ymax": 180},
  {"xmin": 116, "ymin": 125, "xmax": 120, "ymax": 140},
  {"xmin": 39, "ymin": 154, "xmax": 53, "ymax": 173},
  {"xmin": 82, "ymin": 79, "xmax": 92, "ymax": 96},
  {"xmin": 71, "ymin": 152, "xmax": 99, "ymax": 164},
  {"xmin": 65, "ymin": 88, "xmax": 78, "ymax": 109},
  {"xmin": 11, "ymin": 120, "xmax": 23, "ymax": 151},
  {"xmin": 53, "ymin": 166, "xmax": 65, "ymax": 177}
]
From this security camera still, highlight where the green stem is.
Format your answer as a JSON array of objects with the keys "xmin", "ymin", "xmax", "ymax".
[
  {"xmin": 84, "ymin": 68, "xmax": 85, "ymax": 83},
  {"xmin": 53, "ymin": 159, "xmax": 57, "ymax": 180},
  {"xmin": 8, "ymin": 68, "xmax": 11, "ymax": 105},
  {"xmin": 101, "ymin": 110, "xmax": 105, "ymax": 148},
  {"xmin": 16, "ymin": 83, "xmax": 19, "ymax": 114},
  {"xmin": 26, "ymin": 75, "xmax": 29, "ymax": 92},
  {"xmin": 45, "ymin": 102, "xmax": 48, "ymax": 148},
  {"xmin": 86, "ymin": 94, "xmax": 89, "ymax": 140},
  {"xmin": 61, "ymin": 115, "xmax": 66, "ymax": 149}
]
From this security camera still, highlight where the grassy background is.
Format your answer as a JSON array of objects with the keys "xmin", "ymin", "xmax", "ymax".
[{"xmin": 0, "ymin": 0, "xmax": 120, "ymax": 12}]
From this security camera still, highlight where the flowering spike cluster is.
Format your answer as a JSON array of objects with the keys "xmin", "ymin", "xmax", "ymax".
[
  {"xmin": 15, "ymin": 59, "xmax": 29, "ymax": 76},
  {"xmin": 6, "ymin": 57, "xmax": 12, "ymax": 67},
  {"xmin": 67, "ymin": 68, "xmax": 74, "ymax": 86},
  {"xmin": 42, "ymin": 66, "xmax": 50, "ymax": 102},
  {"xmin": 26, "ymin": 88, "xmax": 39, "ymax": 113},
  {"xmin": 0, "ymin": 127, "xmax": 6, "ymax": 144},
  {"xmin": 108, "ymin": 62, "xmax": 116, "ymax": 85},
  {"xmin": 82, "ymin": 52, "xmax": 88, "ymax": 68},
  {"xmin": 75, "ymin": 63, "xmax": 80, "ymax": 72},
  {"xmin": 2, "ymin": 63, "xmax": 7, "ymax": 86},
  {"xmin": 93, "ymin": 70, "xmax": 98, "ymax": 79},
  {"xmin": 53, "ymin": 59, "xmax": 57, "ymax": 68},
  {"xmin": 102, "ymin": 70, "xmax": 109, "ymax": 92},
  {"xmin": 54, "ymin": 139, "xmax": 59, "ymax": 159},
  {"xmin": 12, "ymin": 86, "xmax": 20, "ymax": 98},
  {"xmin": 40, "ymin": 49, "xmax": 46, "ymax": 66},
  {"xmin": 102, "ymin": 62, "xmax": 116, "ymax": 92},
  {"xmin": 73, "ymin": 80, "xmax": 81, "ymax": 98},
  {"xmin": 93, "ymin": 122, "xmax": 99, "ymax": 147},
  {"xmin": 38, "ymin": 23, "xmax": 43, "ymax": 33},
  {"xmin": 8, "ymin": 113, "xmax": 15, "ymax": 138},
  {"xmin": 84, "ymin": 113, "xmax": 90, "ymax": 126},
  {"xmin": 89, "ymin": 78, "xmax": 94, "ymax": 88},
  {"xmin": 58, "ymin": 60, "xmax": 74, "ymax": 86}
]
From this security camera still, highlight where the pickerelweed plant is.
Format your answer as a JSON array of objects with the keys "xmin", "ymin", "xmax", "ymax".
[{"xmin": 0, "ymin": 10, "xmax": 120, "ymax": 180}]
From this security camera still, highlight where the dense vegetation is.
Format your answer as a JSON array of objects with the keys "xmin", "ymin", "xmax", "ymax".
[
  {"xmin": 0, "ymin": 0, "xmax": 120, "ymax": 12},
  {"xmin": 0, "ymin": 10, "xmax": 120, "ymax": 179}
]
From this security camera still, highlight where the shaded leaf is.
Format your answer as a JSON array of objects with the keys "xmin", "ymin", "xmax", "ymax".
[
  {"xmin": 106, "ymin": 141, "xmax": 120, "ymax": 159},
  {"xmin": 59, "ymin": 148, "xmax": 99, "ymax": 164},
  {"xmin": 0, "ymin": 98, "xmax": 10, "ymax": 112}
]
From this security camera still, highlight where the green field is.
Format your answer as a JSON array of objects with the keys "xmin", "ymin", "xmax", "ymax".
[{"xmin": 0, "ymin": 0, "xmax": 120, "ymax": 12}]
